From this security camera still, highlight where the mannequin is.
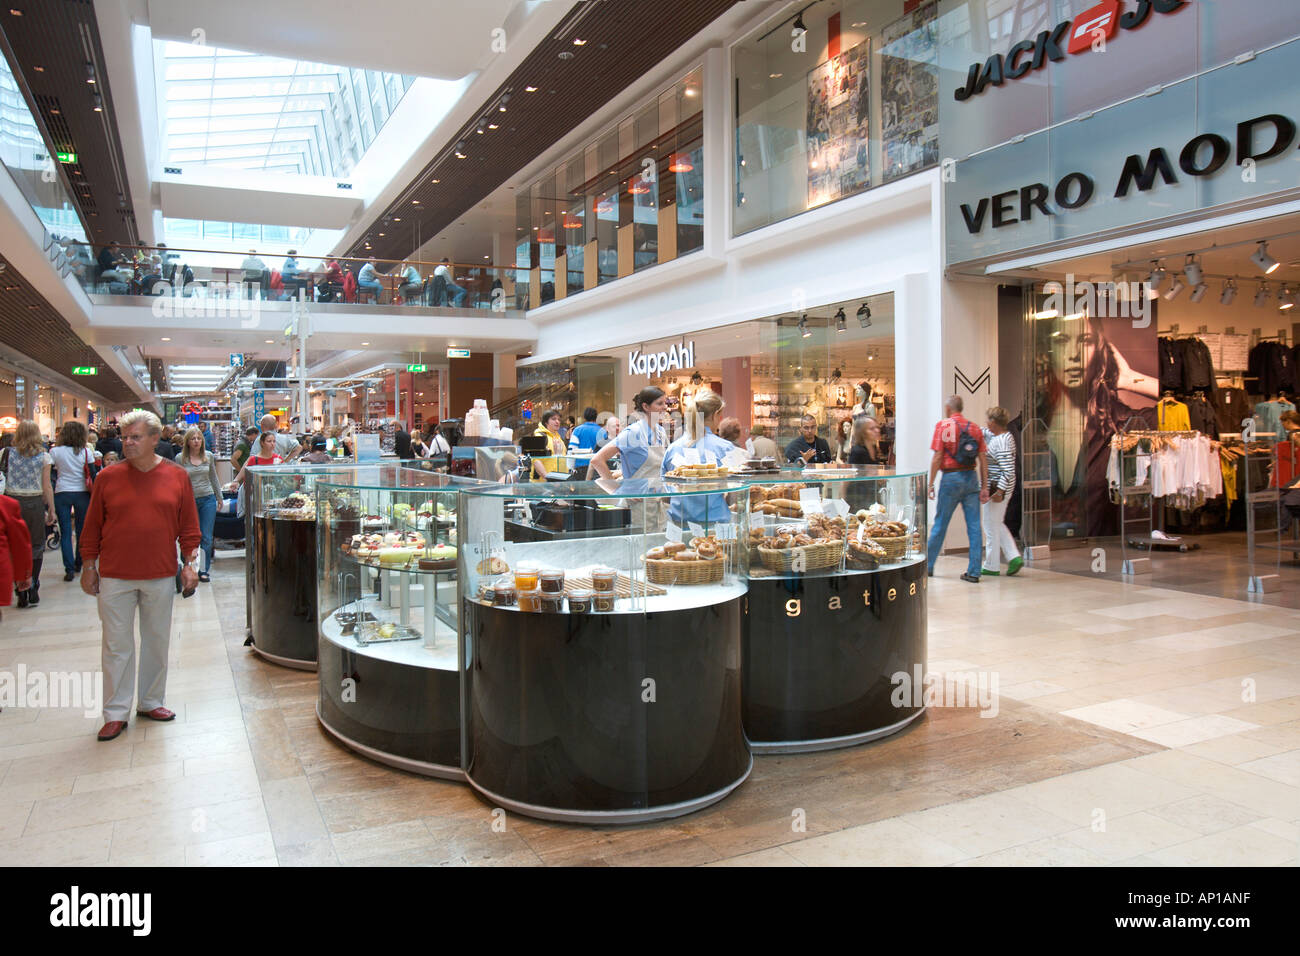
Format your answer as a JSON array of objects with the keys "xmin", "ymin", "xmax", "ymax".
[{"xmin": 852, "ymin": 383, "xmax": 876, "ymax": 419}]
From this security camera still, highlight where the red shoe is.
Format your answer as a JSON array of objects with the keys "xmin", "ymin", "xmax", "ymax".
[
  {"xmin": 135, "ymin": 706, "xmax": 176, "ymax": 721},
  {"xmin": 97, "ymin": 720, "xmax": 127, "ymax": 741}
]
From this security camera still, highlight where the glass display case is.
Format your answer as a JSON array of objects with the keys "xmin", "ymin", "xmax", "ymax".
[
  {"xmin": 458, "ymin": 477, "xmax": 753, "ymax": 822},
  {"xmin": 738, "ymin": 468, "xmax": 929, "ymax": 751},
  {"xmin": 315, "ymin": 469, "xmax": 483, "ymax": 778},
  {"xmin": 245, "ymin": 463, "xmax": 366, "ymax": 670}
]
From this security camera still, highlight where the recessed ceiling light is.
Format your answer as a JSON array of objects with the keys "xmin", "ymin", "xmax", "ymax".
[
  {"xmin": 851, "ymin": 21, "xmax": 867, "ymax": 27},
  {"xmin": 32, "ymin": 65, "xmax": 43, "ymax": 72},
  {"xmin": 50, "ymin": 108, "xmax": 59, "ymax": 114},
  {"xmin": 411, "ymin": 199, "xmax": 419, "ymax": 204},
  {"xmin": 430, "ymin": 178, "xmax": 440, "ymax": 184},
  {"xmin": 525, "ymin": 86, "xmax": 538, "ymax": 92},
  {"xmin": 572, "ymin": 38, "xmax": 586, "ymax": 45},
  {"xmin": 161, "ymin": 336, "xmax": 171, "ymax": 341},
  {"xmin": 361, "ymin": 341, "xmax": 370, "ymax": 346},
  {"xmin": 768, "ymin": 72, "xmax": 782, "ymax": 78},
  {"xmin": 393, "ymin": 217, "xmax": 401, "ymax": 222},
  {"xmin": 265, "ymin": 339, "xmax": 274, "ymax": 344},
  {"xmin": 9, "ymin": 9, "xmax": 23, "ymax": 16},
  {"xmin": 378, "ymin": 232, "xmax": 385, "ymax": 236},
  {"xmin": 487, "ymin": 123, "xmax": 498, "ymax": 130}
]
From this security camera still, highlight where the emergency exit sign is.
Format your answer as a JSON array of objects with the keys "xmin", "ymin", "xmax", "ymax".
[
  {"xmin": 71, "ymin": 366, "xmax": 98, "ymax": 375},
  {"xmin": 446, "ymin": 348, "xmax": 471, "ymax": 358},
  {"xmin": 57, "ymin": 151, "xmax": 78, "ymax": 164},
  {"xmin": 406, "ymin": 363, "xmax": 428, "ymax": 373}
]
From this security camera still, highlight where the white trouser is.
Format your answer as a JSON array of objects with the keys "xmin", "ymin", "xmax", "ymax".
[
  {"xmin": 981, "ymin": 494, "xmax": 1021, "ymax": 571},
  {"xmin": 99, "ymin": 575, "xmax": 176, "ymax": 721}
]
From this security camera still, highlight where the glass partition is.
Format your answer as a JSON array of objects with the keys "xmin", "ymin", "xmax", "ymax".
[{"xmin": 733, "ymin": 0, "xmax": 939, "ymax": 235}]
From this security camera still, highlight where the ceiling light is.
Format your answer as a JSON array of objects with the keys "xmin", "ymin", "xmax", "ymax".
[
  {"xmin": 265, "ymin": 339, "xmax": 274, "ymax": 344},
  {"xmin": 1148, "ymin": 260, "xmax": 1167, "ymax": 291},
  {"xmin": 798, "ymin": 314, "xmax": 811, "ymax": 338},
  {"xmin": 9, "ymin": 9, "xmax": 23, "ymax": 16},
  {"xmin": 684, "ymin": 87, "xmax": 698, "ymax": 97},
  {"xmin": 393, "ymin": 218, "xmax": 401, "ymax": 222},
  {"xmin": 669, "ymin": 153, "xmax": 693, "ymax": 173},
  {"xmin": 1182, "ymin": 254, "xmax": 1202, "ymax": 286},
  {"xmin": 1254, "ymin": 282, "xmax": 1271, "ymax": 307},
  {"xmin": 1251, "ymin": 241, "xmax": 1280, "ymax": 274},
  {"xmin": 835, "ymin": 307, "xmax": 847, "ymax": 332},
  {"xmin": 85, "ymin": 62, "xmax": 95, "ymax": 83},
  {"xmin": 856, "ymin": 303, "xmax": 872, "ymax": 328},
  {"xmin": 1163, "ymin": 275, "xmax": 1185, "ymax": 300},
  {"xmin": 361, "ymin": 342, "xmax": 370, "ymax": 346},
  {"xmin": 1189, "ymin": 282, "xmax": 1209, "ymax": 303},
  {"xmin": 487, "ymin": 123, "xmax": 498, "ymax": 130},
  {"xmin": 769, "ymin": 72, "xmax": 783, "ymax": 79},
  {"xmin": 32, "ymin": 65, "xmax": 42, "ymax": 71},
  {"xmin": 524, "ymin": 86, "xmax": 538, "ymax": 92},
  {"xmin": 572, "ymin": 38, "xmax": 586, "ymax": 46},
  {"xmin": 378, "ymin": 232, "xmax": 385, "ymax": 237},
  {"xmin": 161, "ymin": 336, "xmax": 171, "ymax": 341},
  {"xmin": 430, "ymin": 179, "xmax": 440, "ymax": 184},
  {"xmin": 1220, "ymin": 280, "xmax": 1237, "ymax": 305},
  {"xmin": 1280, "ymin": 285, "xmax": 1296, "ymax": 311}
]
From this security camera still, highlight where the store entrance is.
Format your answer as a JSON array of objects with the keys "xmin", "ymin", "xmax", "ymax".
[{"xmin": 1010, "ymin": 214, "xmax": 1300, "ymax": 605}]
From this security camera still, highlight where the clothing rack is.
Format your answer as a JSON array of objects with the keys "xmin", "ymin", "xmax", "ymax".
[{"xmin": 1113, "ymin": 425, "xmax": 1204, "ymax": 574}]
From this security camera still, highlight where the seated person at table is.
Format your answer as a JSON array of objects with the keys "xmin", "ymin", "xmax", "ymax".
[
  {"xmin": 398, "ymin": 261, "xmax": 422, "ymax": 304},
  {"xmin": 661, "ymin": 390, "xmax": 733, "ymax": 532},
  {"xmin": 784, "ymin": 414, "xmax": 832, "ymax": 464},
  {"xmin": 316, "ymin": 258, "xmax": 344, "ymax": 302},
  {"xmin": 241, "ymin": 249, "xmax": 267, "ymax": 298},
  {"xmin": 357, "ymin": 260, "xmax": 384, "ymax": 301},
  {"xmin": 434, "ymin": 258, "xmax": 467, "ymax": 307},
  {"xmin": 281, "ymin": 250, "xmax": 305, "ymax": 299}
]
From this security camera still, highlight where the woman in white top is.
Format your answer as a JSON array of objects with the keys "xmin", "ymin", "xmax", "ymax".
[
  {"xmin": 3, "ymin": 420, "xmax": 54, "ymax": 604},
  {"xmin": 588, "ymin": 387, "xmax": 669, "ymax": 481},
  {"xmin": 179, "ymin": 426, "xmax": 222, "ymax": 581},
  {"xmin": 980, "ymin": 406, "xmax": 1022, "ymax": 576},
  {"xmin": 50, "ymin": 420, "xmax": 97, "ymax": 581}
]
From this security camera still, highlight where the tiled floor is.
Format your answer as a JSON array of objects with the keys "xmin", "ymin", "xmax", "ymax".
[{"xmin": 1, "ymin": 549, "xmax": 1297, "ymax": 866}]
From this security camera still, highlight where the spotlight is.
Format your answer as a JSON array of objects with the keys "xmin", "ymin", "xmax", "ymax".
[
  {"xmin": 792, "ymin": 12, "xmax": 806, "ymax": 36},
  {"xmin": 85, "ymin": 62, "xmax": 95, "ymax": 83},
  {"xmin": 1163, "ymin": 275, "xmax": 1185, "ymax": 300},
  {"xmin": 856, "ymin": 302, "xmax": 872, "ymax": 327},
  {"xmin": 1220, "ymin": 280, "xmax": 1237, "ymax": 305},
  {"xmin": 835, "ymin": 307, "xmax": 847, "ymax": 332},
  {"xmin": 92, "ymin": 92, "xmax": 102, "ymax": 112},
  {"xmin": 798, "ymin": 314, "xmax": 811, "ymax": 338},
  {"xmin": 1148, "ymin": 260, "xmax": 1167, "ymax": 291},
  {"xmin": 1280, "ymin": 285, "xmax": 1296, "ymax": 311},
  {"xmin": 1254, "ymin": 282, "xmax": 1271, "ymax": 307},
  {"xmin": 1189, "ymin": 282, "xmax": 1209, "ymax": 303},
  {"xmin": 1251, "ymin": 241, "xmax": 1280, "ymax": 274},
  {"xmin": 1183, "ymin": 254, "xmax": 1202, "ymax": 286}
]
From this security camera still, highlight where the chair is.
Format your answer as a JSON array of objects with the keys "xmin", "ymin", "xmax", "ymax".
[{"xmin": 429, "ymin": 274, "xmax": 448, "ymax": 306}]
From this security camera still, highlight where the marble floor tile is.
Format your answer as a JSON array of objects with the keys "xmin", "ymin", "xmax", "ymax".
[
  {"xmin": 1130, "ymin": 715, "xmax": 1261, "ymax": 748},
  {"xmin": 1146, "ymin": 824, "xmax": 1298, "ymax": 866},
  {"xmin": 1061, "ymin": 699, "xmax": 1192, "ymax": 734},
  {"xmin": 896, "ymin": 791, "xmax": 1075, "ymax": 857},
  {"xmin": 1060, "ymin": 810, "xmax": 1202, "ymax": 863},
  {"xmin": 704, "ymin": 846, "xmax": 804, "ymax": 867},
  {"xmin": 784, "ymin": 817, "xmax": 971, "ymax": 866},
  {"xmin": 1003, "ymin": 763, "xmax": 1200, "ymax": 826},
  {"xmin": 1235, "ymin": 749, "xmax": 1300, "ymax": 788},
  {"xmin": 1143, "ymin": 794, "xmax": 1263, "ymax": 836}
]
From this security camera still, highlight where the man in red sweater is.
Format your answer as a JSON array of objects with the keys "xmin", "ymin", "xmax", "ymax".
[{"xmin": 80, "ymin": 410, "xmax": 201, "ymax": 742}]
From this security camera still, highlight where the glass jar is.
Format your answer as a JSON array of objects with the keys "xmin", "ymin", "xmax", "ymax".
[
  {"xmin": 539, "ymin": 569, "xmax": 566, "ymax": 593},
  {"xmin": 594, "ymin": 593, "xmax": 616, "ymax": 613},
  {"xmin": 514, "ymin": 561, "xmax": 540, "ymax": 591},
  {"xmin": 539, "ymin": 592, "xmax": 565, "ymax": 613},
  {"xmin": 518, "ymin": 588, "xmax": 543, "ymax": 612},
  {"xmin": 591, "ymin": 566, "xmax": 617, "ymax": 592},
  {"xmin": 492, "ymin": 581, "xmax": 517, "ymax": 606},
  {"xmin": 567, "ymin": 588, "xmax": 594, "ymax": 613}
]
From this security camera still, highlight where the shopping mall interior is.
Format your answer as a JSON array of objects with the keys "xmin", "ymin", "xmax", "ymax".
[{"xmin": 0, "ymin": 0, "xmax": 1297, "ymax": 882}]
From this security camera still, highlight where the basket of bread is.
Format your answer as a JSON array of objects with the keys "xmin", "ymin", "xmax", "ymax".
[
  {"xmin": 755, "ymin": 531, "xmax": 845, "ymax": 573},
  {"xmin": 749, "ymin": 484, "xmax": 806, "ymax": 515},
  {"xmin": 643, "ymin": 540, "xmax": 726, "ymax": 584},
  {"xmin": 665, "ymin": 462, "xmax": 731, "ymax": 480},
  {"xmin": 847, "ymin": 509, "xmax": 910, "ymax": 560}
]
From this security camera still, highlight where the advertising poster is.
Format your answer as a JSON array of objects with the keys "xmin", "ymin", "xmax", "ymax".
[
  {"xmin": 806, "ymin": 39, "xmax": 870, "ymax": 208},
  {"xmin": 880, "ymin": 0, "xmax": 939, "ymax": 183}
]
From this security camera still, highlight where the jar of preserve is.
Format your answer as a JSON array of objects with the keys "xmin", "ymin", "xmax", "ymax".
[
  {"xmin": 514, "ymin": 562, "xmax": 540, "ymax": 591},
  {"xmin": 591, "ymin": 566, "xmax": 617, "ymax": 592},
  {"xmin": 567, "ymin": 588, "xmax": 594, "ymax": 613},
  {"xmin": 594, "ymin": 593, "xmax": 616, "ymax": 613},
  {"xmin": 539, "ymin": 592, "xmax": 564, "ymax": 613},
  {"xmin": 539, "ymin": 569, "xmax": 565, "ymax": 593},
  {"xmin": 491, "ymin": 581, "xmax": 517, "ymax": 606},
  {"xmin": 517, "ymin": 588, "xmax": 543, "ymax": 612}
]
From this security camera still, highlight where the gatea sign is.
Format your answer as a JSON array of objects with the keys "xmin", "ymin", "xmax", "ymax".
[
  {"xmin": 954, "ymin": 0, "xmax": 1188, "ymax": 102},
  {"xmin": 629, "ymin": 341, "xmax": 696, "ymax": 378}
]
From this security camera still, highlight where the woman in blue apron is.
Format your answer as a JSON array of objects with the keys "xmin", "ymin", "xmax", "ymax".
[
  {"xmin": 589, "ymin": 387, "xmax": 669, "ymax": 482},
  {"xmin": 661, "ymin": 390, "xmax": 734, "ymax": 538}
]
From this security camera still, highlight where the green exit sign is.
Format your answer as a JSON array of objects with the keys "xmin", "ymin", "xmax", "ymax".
[
  {"xmin": 406, "ymin": 363, "xmax": 427, "ymax": 373},
  {"xmin": 71, "ymin": 366, "xmax": 98, "ymax": 376},
  {"xmin": 57, "ymin": 151, "xmax": 78, "ymax": 164}
]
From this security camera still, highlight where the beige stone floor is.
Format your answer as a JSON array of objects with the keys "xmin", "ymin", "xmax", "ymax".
[{"xmin": 1, "ymin": 551, "xmax": 1298, "ymax": 867}]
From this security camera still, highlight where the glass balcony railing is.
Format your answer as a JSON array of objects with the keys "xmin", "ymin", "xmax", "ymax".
[{"xmin": 71, "ymin": 242, "xmax": 524, "ymax": 312}]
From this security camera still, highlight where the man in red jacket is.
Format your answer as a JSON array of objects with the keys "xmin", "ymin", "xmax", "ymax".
[{"xmin": 80, "ymin": 409, "xmax": 201, "ymax": 742}]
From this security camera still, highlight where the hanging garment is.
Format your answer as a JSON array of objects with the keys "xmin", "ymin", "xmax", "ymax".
[
  {"xmin": 1216, "ymin": 387, "xmax": 1251, "ymax": 434},
  {"xmin": 1157, "ymin": 398, "xmax": 1191, "ymax": 431},
  {"xmin": 1182, "ymin": 338, "xmax": 1215, "ymax": 391},
  {"xmin": 1254, "ymin": 399, "xmax": 1296, "ymax": 441},
  {"xmin": 1186, "ymin": 394, "xmax": 1217, "ymax": 439},
  {"xmin": 1158, "ymin": 337, "xmax": 1184, "ymax": 393},
  {"xmin": 1248, "ymin": 342, "xmax": 1298, "ymax": 397}
]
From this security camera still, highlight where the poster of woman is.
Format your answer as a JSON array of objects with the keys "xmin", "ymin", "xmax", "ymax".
[{"xmin": 806, "ymin": 39, "xmax": 870, "ymax": 208}]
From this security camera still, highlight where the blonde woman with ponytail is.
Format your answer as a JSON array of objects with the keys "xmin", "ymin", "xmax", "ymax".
[{"xmin": 661, "ymin": 389, "xmax": 733, "ymax": 530}]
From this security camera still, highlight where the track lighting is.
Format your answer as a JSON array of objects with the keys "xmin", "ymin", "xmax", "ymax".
[
  {"xmin": 1163, "ymin": 275, "xmax": 1185, "ymax": 300},
  {"xmin": 92, "ymin": 92, "xmax": 102, "ymax": 112},
  {"xmin": 1220, "ymin": 280, "xmax": 1237, "ymax": 305},
  {"xmin": 1251, "ymin": 241, "xmax": 1279, "ymax": 274},
  {"xmin": 1254, "ymin": 282, "xmax": 1271, "ymax": 308},
  {"xmin": 1189, "ymin": 282, "xmax": 1209, "ymax": 303},
  {"xmin": 798, "ymin": 314, "xmax": 811, "ymax": 338},
  {"xmin": 834, "ymin": 307, "xmax": 847, "ymax": 332},
  {"xmin": 1280, "ymin": 285, "xmax": 1296, "ymax": 311},
  {"xmin": 856, "ymin": 302, "xmax": 872, "ymax": 327},
  {"xmin": 1147, "ymin": 260, "xmax": 1167, "ymax": 292},
  {"xmin": 1182, "ymin": 254, "xmax": 1202, "ymax": 286}
]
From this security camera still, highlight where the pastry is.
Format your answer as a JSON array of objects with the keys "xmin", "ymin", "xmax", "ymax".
[
  {"xmin": 418, "ymin": 544, "xmax": 457, "ymax": 569},
  {"xmin": 475, "ymin": 556, "xmax": 510, "ymax": 575},
  {"xmin": 673, "ymin": 549, "xmax": 698, "ymax": 561},
  {"xmin": 663, "ymin": 541, "xmax": 687, "ymax": 555},
  {"xmin": 646, "ymin": 546, "xmax": 667, "ymax": 560},
  {"xmin": 695, "ymin": 542, "xmax": 718, "ymax": 559}
]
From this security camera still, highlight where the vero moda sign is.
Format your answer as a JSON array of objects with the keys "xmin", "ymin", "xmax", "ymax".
[{"xmin": 953, "ymin": 0, "xmax": 1188, "ymax": 102}]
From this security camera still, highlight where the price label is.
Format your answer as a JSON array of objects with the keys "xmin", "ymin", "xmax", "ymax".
[
  {"xmin": 715, "ymin": 523, "xmax": 738, "ymax": 541},
  {"xmin": 520, "ymin": 500, "xmax": 533, "ymax": 523},
  {"xmin": 664, "ymin": 523, "xmax": 684, "ymax": 543},
  {"xmin": 799, "ymin": 487, "xmax": 823, "ymax": 516},
  {"xmin": 680, "ymin": 448, "xmax": 702, "ymax": 466},
  {"xmin": 687, "ymin": 521, "xmax": 706, "ymax": 539},
  {"xmin": 824, "ymin": 498, "xmax": 851, "ymax": 518}
]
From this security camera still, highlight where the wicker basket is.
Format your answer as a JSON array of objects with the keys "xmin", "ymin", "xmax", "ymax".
[
  {"xmin": 867, "ymin": 534, "xmax": 909, "ymax": 561},
  {"xmin": 757, "ymin": 539, "xmax": 845, "ymax": 573},
  {"xmin": 644, "ymin": 556, "xmax": 725, "ymax": 585}
]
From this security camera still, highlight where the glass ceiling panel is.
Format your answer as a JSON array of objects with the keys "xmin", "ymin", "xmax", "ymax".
[{"xmin": 155, "ymin": 39, "xmax": 414, "ymax": 178}]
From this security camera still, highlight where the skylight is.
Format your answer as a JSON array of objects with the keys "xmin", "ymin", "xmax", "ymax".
[{"xmin": 156, "ymin": 41, "xmax": 414, "ymax": 178}]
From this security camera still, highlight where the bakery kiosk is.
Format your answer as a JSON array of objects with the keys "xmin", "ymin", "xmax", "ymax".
[
  {"xmin": 245, "ymin": 463, "xmax": 362, "ymax": 670},
  {"xmin": 739, "ymin": 467, "xmax": 928, "ymax": 752},
  {"xmin": 458, "ymin": 478, "xmax": 753, "ymax": 822},
  {"xmin": 315, "ymin": 469, "xmax": 482, "ymax": 778}
]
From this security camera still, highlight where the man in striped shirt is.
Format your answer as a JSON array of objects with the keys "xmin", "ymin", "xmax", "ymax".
[{"xmin": 981, "ymin": 406, "xmax": 1022, "ymax": 576}]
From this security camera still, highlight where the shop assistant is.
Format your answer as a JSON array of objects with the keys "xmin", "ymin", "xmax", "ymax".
[{"xmin": 784, "ymin": 415, "xmax": 833, "ymax": 464}]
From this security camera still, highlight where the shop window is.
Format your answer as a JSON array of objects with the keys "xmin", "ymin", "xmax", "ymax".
[{"xmin": 733, "ymin": 0, "xmax": 939, "ymax": 235}]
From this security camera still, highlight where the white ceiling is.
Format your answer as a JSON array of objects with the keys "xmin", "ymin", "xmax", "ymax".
[{"xmin": 143, "ymin": 0, "xmax": 536, "ymax": 80}]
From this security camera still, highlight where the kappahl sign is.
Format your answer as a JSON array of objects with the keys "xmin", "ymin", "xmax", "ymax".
[
  {"xmin": 629, "ymin": 341, "xmax": 696, "ymax": 378},
  {"xmin": 954, "ymin": 0, "xmax": 1188, "ymax": 102}
]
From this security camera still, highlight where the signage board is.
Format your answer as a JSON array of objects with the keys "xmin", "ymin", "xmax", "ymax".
[
  {"xmin": 229, "ymin": 353, "xmax": 243, "ymax": 367},
  {"xmin": 71, "ymin": 366, "xmax": 97, "ymax": 376},
  {"xmin": 406, "ymin": 363, "xmax": 428, "ymax": 373},
  {"xmin": 628, "ymin": 340, "xmax": 696, "ymax": 378},
  {"xmin": 56, "ymin": 151, "xmax": 77, "ymax": 164},
  {"xmin": 446, "ymin": 348, "xmax": 471, "ymax": 359},
  {"xmin": 355, "ymin": 432, "xmax": 381, "ymax": 462}
]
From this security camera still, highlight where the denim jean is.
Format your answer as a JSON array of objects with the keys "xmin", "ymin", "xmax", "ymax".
[
  {"xmin": 359, "ymin": 279, "xmax": 383, "ymax": 300},
  {"xmin": 444, "ymin": 280, "xmax": 467, "ymax": 307},
  {"xmin": 55, "ymin": 490, "xmax": 90, "ymax": 574},
  {"xmin": 195, "ymin": 494, "xmax": 217, "ymax": 573},
  {"xmin": 926, "ymin": 469, "xmax": 982, "ymax": 577}
]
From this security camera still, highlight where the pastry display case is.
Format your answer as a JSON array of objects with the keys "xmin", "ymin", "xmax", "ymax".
[
  {"xmin": 245, "ymin": 463, "xmax": 366, "ymax": 670},
  {"xmin": 315, "ymin": 469, "xmax": 484, "ymax": 779},
  {"xmin": 738, "ymin": 468, "xmax": 929, "ymax": 752},
  {"xmin": 458, "ymin": 478, "xmax": 753, "ymax": 822}
]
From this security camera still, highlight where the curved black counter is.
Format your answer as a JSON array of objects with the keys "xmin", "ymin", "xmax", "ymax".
[
  {"xmin": 463, "ymin": 595, "xmax": 752, "ymax": 822},
  {"xmin": 249, "ymin": 515, "xmax": 321, "ymax": 669},
  {"xmin": 743, "ymin": 560, "xmax": 928, "ymax": 752}
]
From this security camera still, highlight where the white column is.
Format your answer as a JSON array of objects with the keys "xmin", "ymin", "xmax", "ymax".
[{"xmin": 701, "ymin": 44, "xmax": 727, "ymax": 258}]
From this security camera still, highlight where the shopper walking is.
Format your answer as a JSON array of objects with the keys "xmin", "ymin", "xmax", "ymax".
[
  {"xmin": 259, "ymin": 414, "xmax": 301, "ymax": 461},
  {"xmin": 229, "ymin": 432, "xmax": 284, "ymax": 492},
  {"xmin": 926, "ymin": 395, "xmax": 989, "ymax": 583},
  {"xmin": 0, "ymin": 493, "xmax": 32, "ymax": 623},
  {"xmin": 848, "ymin": 416, "xmax": 886, "ymax": 465},
  {"xmin": 80, "ymin": 410, "xmax": 201, "ymax": 742},
  {"xmin": 230, "ymin": 424, "xmax": 259, "ymax": 474},
  {"xmin": 980, "ymin": 407, "xmax": 1022, "ymax": 576},
  {"xmin": 2, "ymin": 420, "xmax": 54, "ymax": 606},
  {"xmin": 50, "ymin": 420, "xmax": 97, "ymax": 581},
  {"xmin": 178, "ymin": 426, "xmax": 221, "ymax": 582}
]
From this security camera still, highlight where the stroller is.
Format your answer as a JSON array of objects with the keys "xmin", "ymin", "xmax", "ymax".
[{"xmin": 45, "ymin": 516, "xmax": 60, "ymax": 552}]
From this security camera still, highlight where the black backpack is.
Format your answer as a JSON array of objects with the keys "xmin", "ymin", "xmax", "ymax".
[{"xmin": 953, "ymin": 420, "xmax": 981, "ymax": 467}]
